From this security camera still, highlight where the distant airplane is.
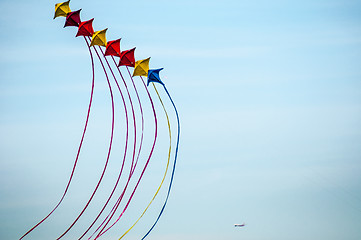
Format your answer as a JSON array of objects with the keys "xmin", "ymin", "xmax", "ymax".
[{"xmin": 234, "ymin": 223, "xmax": 245, "ymax": 227}]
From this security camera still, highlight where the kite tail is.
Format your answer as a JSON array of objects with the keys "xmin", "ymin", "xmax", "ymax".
[
  {"xmin": 19, "ymin": 36, "xmax": 96, "ymax": 240},
  {"xmin": 56, "ymin": 39, "xmax": 116, "ymax": 240},
  {"xmin": 77, "ymin": 54, "xmax": 131, "ymax": 240},
  {"xmin": 122, "ymin": 63, "xmax": 145, "ymax": 174},
  {"xmin": 141, "ymin": 83, "xmax": 180, "ymax": 240},
  {"xmin": 94, "ymin": 76, "xmax": 158, "ymax": 240},
  {"xmin": 118, "ymin": 81, "xmax": 172, "ymax": 240},
  {"xmin": 82, "ymin": 51, "xmax": 141, "ymax": 239},
  {"xmin": 87, "ymin": 185, "xmax": 127, "ymax": 240},
  {"xmin": 86, "ymin": 66, "xmax": 150, "ymax": 240},
  {"xmin": 99, "ymin": 48, "xmax": 138, "ymax": 173}
]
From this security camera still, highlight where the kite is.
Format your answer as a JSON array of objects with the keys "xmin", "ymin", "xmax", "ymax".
[
  {"xmin": 90, "ymin": 29, "xmax": 108, "ymax": 47},
  {"xmin": 105, "ymin": 39, "xmax": 121, "ymax": 57},
  {"xmin": 19, "ymin": 1, "xmax": 180, "ymax": 240},
  {"xmin": 118, "ymin": 48, "xmax": 136, "ymax": 67},
  {"xmin": 76, "ymin": 18, "xmax": 95, "ymax": 37},
  {"xmin": 54, "ymin": 0, "xmax": 71, "ymax": 19},
  {"xmin": 133, "ymin": 58, "xmax": 151, "ymax": 77},
  {"xmin": 64, "ymin": 9, "xmax": 81, "ymax": 27}
]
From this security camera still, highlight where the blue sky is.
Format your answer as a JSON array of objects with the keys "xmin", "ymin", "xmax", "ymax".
[{"xmin": 1, "ymin": 0, "xmax": 361, "ymax": 239}]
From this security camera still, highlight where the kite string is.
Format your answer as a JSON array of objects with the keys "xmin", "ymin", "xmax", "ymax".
[
  {"xmin": 118, "ymin": 80, "xmax": 173, "ymax": 240},
  {"xmin": 93, "ymin": 75, "xmax": 158, "ymax": 239},
  {"xmin": 19, "ymin": 36, "xmax": 96, "ymax": 240},
  {"xmin": 141, "ymin": 83, "xmax": 180, "ymax": 240},
  {"xmin": 56, "ymin": 38, "xmax": 116, "ymax": 240}
]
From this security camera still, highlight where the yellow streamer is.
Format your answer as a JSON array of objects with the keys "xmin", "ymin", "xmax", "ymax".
[{"xmin": 118, "ymin": 83, "xmax": 172, "ymax": 240}]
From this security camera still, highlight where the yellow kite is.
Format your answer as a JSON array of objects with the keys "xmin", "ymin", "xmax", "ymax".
[
  {"xmin": 133, "ymin": 57, "xmax": 150, "ymax": 77},
  {"xmin": 54, "ymin": 1, "xmax": 71, "ymax": 19},
  {"xmin": 90, "ymin": 29, "xmax": 108, "ymax": 47}
]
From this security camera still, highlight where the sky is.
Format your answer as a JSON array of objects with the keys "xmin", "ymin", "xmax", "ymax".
[{"xmin": 1, "ymin": 0, "xmax": 361, "ymax": 239}]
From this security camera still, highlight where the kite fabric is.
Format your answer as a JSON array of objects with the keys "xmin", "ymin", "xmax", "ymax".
[
  {"xmin": 90, "ymin": 29, "xmax": 108, "ymax": 47},
  {"xmin": 133, "ymin": 57, "xmax": 151, "ymax": 77},
  {"xmin": 147, "ymin": 68, "xmax": 164, "ymax": 86},
  {"xmin": 64, "ymin": 9, "xmax": 82, "ymax": 27},
  {"xmin": 54, "ymin": 0, "xmax": 71, "ymax": 19},
  {"xmin": 76, "ymin": 18, "xmax": 95, "ymax": 37},
  {"xmin": 20, "ymin": 2, "xmax": 180, "ymax": 240},
  {"xmin": 105, "ymin": 39, "xmax": 121, "ymax": 57},
  {"xmin": 118, "ymin": 48, "xmax": 136, "ymax": 67}
]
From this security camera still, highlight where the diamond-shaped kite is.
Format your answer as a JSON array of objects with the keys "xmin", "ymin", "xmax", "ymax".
[
  {"xmin": 105, "ymin": 39, "xmax": 121, "ymax": 57},
  {"xmin": 64, "ymin": 9, "xmax": 81, "ymax": 27},
  {"xmin": 54, "ymin": 1, "xmax": 71, "ymax": 19},
  {"xmin": 133, "ymin": 57, "xmax": 150, "ymax": 77},
  {"xmin": 90, "ymin": 29, "xmax": 108, "ymax": 47},
  {"xmin": 76, "ymin": 19, "xmax": 94, "ymax": 37},
  {"xmin": 147, "ymin": 68, "xmax": 164, "ymax": 86},
  {"xmin": 118, "ymin": 48, "xmax": 136, "ymax": 67}
]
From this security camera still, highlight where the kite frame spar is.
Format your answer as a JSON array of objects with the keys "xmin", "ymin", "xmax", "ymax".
[{"xmin": 20, "ymin": 1, "xmax": 180, "ymax": 240}]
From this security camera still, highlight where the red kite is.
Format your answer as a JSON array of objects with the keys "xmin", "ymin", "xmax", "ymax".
[
  {"xmin": 118, "ymin": 48, "xmax": 136, "ymax": 67},
  {"xmin": 76, "ymin": 18, "xmax": 94, "ymax": 37},
  {"xmin": 64, "ymin": 9, "xmax": 81, "ymax": 28},
  {"xmin": 105, "ymin": 39, "xmax": 121, "ymax": 57}
]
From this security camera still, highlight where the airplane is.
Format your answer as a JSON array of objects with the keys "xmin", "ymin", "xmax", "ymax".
[{"xmin": 234, "ymin": 223, "xmax": 246, "ymax": 227}]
